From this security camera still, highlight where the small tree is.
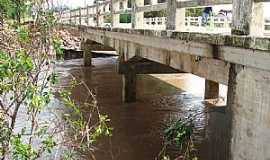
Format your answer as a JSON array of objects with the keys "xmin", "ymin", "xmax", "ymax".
[{"xmin": 0, "ymin": 0, "xmax": 112, "ymax": 159}]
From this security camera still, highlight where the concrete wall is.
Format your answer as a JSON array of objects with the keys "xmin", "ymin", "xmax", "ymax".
[{"xmin": 227, "ymin": 64, "xmax": 270, "ymax": 160}]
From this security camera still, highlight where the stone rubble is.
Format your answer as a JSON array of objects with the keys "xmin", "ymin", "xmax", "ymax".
[{"xmin": 58, "ymin": 29, "xmax": 81, "ymax": 51}]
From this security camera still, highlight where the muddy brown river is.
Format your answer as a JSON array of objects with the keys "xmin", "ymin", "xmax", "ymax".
[{"xmin": 54, "ymin": 56, "xmax": 228, "ymax": 160}]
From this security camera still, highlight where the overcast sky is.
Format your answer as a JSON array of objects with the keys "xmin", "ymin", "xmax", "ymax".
[{"xmin": 55, "ymin": 0, "xmax": 270, "ymax": 16}]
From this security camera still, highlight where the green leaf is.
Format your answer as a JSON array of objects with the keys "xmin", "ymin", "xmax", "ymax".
[
  {"xmin": 17, "ymin": 27, "xmax": 30, "ymax": 43},
  {"xmin": 52, "ymin": 36, "xmax": 63, "ymax": 56}
]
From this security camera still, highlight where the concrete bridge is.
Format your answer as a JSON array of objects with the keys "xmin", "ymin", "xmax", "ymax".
[{"xmin": 57, "ymin": 0, "xmax": 270, "ymax": 159}]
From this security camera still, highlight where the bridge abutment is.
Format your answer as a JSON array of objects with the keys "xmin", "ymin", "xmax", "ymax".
[
  {"xmin": 227, "ymin": 64, "xmax": 270, "ymax": 160},
  {"xmin": 204, "ymin": 80, "xmax": 219, "ymax": 99}
]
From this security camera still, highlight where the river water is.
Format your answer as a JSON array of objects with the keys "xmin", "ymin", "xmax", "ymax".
[{"xmin": 54, "ymin": 56, "xmax": 228, "ymax": 160}]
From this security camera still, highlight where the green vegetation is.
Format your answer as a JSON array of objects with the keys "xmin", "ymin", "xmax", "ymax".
[
  {"xmin": 120, "ymin": 14, "xmax": 131, "ymax": 23},
  {"xmin": 186, "ymin": 8, "xmax": 204, "ymax": 17},
  {"xmin": 0, "ymin": 0, "xmax": 112, "ymax": 159},
  {"xmin": 0, "ymin": 0, "xmax": 32, "ymax": 25},
  {"xmin": 158, "ymin": 117, "xmax": 198, "ymax": 160}
]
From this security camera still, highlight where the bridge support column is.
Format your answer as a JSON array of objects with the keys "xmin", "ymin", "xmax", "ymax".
[
  {"xmin": 204, "ymin": 80, "xmax": 219, "ymax": 99},
  {"xmin": 81, "ymin": 41, "xmax": 92, "ymax": 67},
  {"xmin": 122, "ymin": 70, "xmax": 137, "ymax": 103},
  {"xmin": 227, "ymin": 64, "xmax": 270, "ymax": 160}
]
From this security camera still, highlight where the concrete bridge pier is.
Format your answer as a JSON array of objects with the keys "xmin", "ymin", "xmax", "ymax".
[
  {"xmin": 81, "ymin": 40, "xmax": 92, "ymax": 66},
  {"xmin": 83, "ymin": 45, "xmax": 92, "ymax": 67},
  {"xmin": 119, "ymin": 56, "xmax": 180, "ymax": 102},
  {"xmin": 227, "ymin": 64, "xmax": 270, "ymax": 160},
  {"xmin": 122, "ymin": 69, "xmax": 137, "ymax": 103},
  {"xmin": 204, "ymin": 80, "xmax": 219, "ymax": 99}
]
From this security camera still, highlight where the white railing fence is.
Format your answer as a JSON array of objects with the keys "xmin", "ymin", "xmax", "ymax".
[
  {"xmin": 144, "ymin": 17, "xmax": 167, "ymax": 30},
  {"xmin": 56, "ymin": 0, "xmax": 269, "ymax": 36},
  {"xmin": 185, "ymin": 16, "xmax": 231, "ymax": 34}
]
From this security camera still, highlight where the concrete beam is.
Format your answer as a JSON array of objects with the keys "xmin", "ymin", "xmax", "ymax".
[
  {"xmin": 176, "ymin": 0, "xmax": 232, "ymax": 8},
  {"xmin": 136, "ymin": 3, "xmax": 167, "ymax": 12},
  {"xmin": 81, "ymin": 30, "xmax": 230, "ymax": 85},
  {"xmin": 79, "ymin": 27, "xmax": 270, "ymax": 73},
  {"xmin": 114, "ymin": 10, "xmax": 133, "ymax": 15},
  {"xmin": 118, "ymin": 56, "xmax": 181, "ymax": 74},
  {"xmin": 176, "ymin": 0, "xmax": 270, "ymax": 8},
  {"xmin": 78, "ymin": 26, "xmax": 270, "ymax": 52},
  {"xmin": 227, "ymin": 64, "xmax": 270, "ymax": 160}
]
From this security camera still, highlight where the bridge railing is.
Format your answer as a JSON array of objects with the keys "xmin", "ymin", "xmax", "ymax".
[
  {"xmin": 185, "ymin": 16, "xmax": 231, "ymax": 33},
  {"xmin": 143, "ymin": 17, "xmax": 167, "ymax": 30},
  {"xmin": 265, "ymin": 20, "xmax": 270, "ymax": 36},
  {"xmin": 56, "ymin": 0, "xmax": 269, "ymax": 37}
]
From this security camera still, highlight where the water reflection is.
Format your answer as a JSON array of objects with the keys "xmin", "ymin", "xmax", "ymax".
[{"xmin": 54, "ymin": 57, "xmax": 228, "ymax": 160}]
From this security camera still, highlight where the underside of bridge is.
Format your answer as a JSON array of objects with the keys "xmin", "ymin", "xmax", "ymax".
[
  {"xmin": 81, "ymin": 39, "xmax": 116, "ymax": 66},
  {"xmin": 80, "ymin": 38, "xmax": 221, "ymax": 103},
  {"xmin": 119, "ymin": 56, "xmax": 181, "ymax": 102}
]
